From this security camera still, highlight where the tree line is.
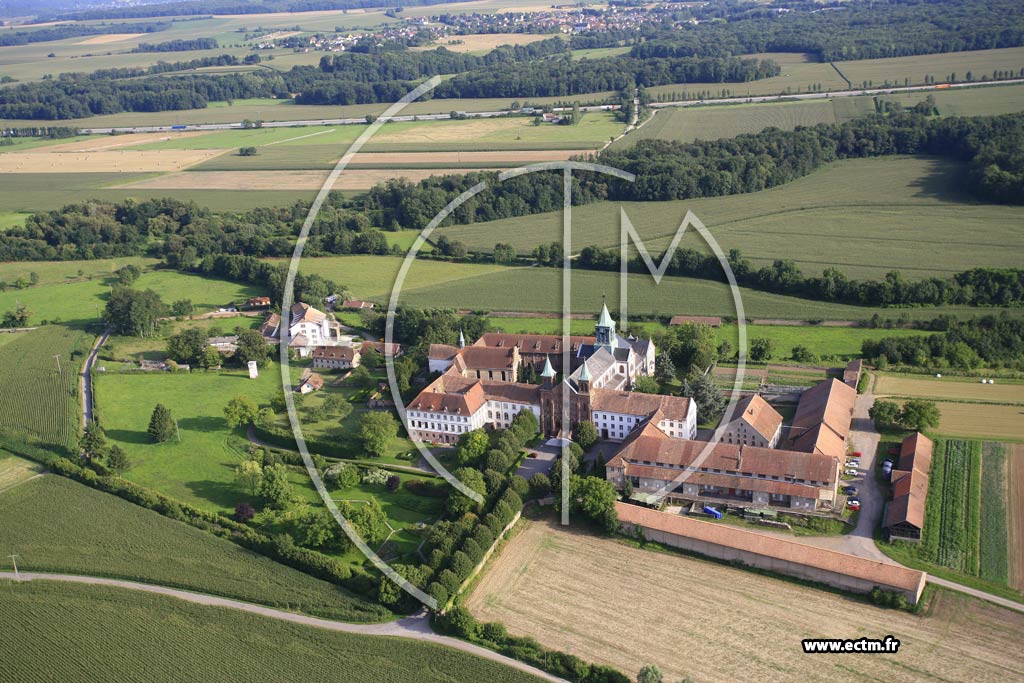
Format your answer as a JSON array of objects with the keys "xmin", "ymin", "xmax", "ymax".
[
  {"xmin": 131, "ymin": 38, "xmax": 219, "ymax": 52},
  {"xmin": 862, "ymin": 315, "xmax": 1024, "ymax": 371},
  {"xmin": 0, "ymin": 21, "xmax": 169, "ymax": 47}
]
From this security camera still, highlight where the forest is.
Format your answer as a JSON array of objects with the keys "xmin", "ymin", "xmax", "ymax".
[
  {"xmin": 131, "ymin": 38, "xmax": 220, "ymax": 53},
  {"xmin": 0, "ymin": 21, "xmax": 170, "ymax": 47},
  {"xmin": 862, "ymin": 315, "xmax": 1024, "ymax": 369}
]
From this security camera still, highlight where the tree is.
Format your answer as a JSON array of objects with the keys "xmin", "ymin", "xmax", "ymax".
[
  {"xmin": 166, "ymin": 327, "xmax": 207, "ymax": 365},
  {"xmin": 324, "ymin": 393, "xmax": 353, "ymax": 421},
  {"xmin": 234, "ymin": 328, "xmax": 270, "ymax": 366},
  {"xmin": 569, "ymin": 475, "xmax": 619, "ymax": 532},
  {"xmin": 869, "ymin": 400, "xmax": 901, "ymax": 428},
  {"xmin": 200, "ymin": 345, "xmax": 223, "ymax": 369},
  {"xmin": 456, "ymin": 428, "xmax": 489, "ymax": 467},
  {"xmin": 900, "ymin": 399, "xmax": 941, "ymax": 431},
  {"xmin": 1, "ymin": 303, "xmax": 31, "ymax": 328},
  {"xmin": 493, "ymin": 242, "xmax": 516, "ymax": 264},
  {"xmin": 359, "ymin": 411, "xmax": 398, "ymax": 457},
  {"xmin": 115, "ymin": 264, "xmax": 141, "ymax": 285},
  {"xmin": 446, "ymin": 467, "xmax": 487, "ymax": 517},
  {"xmin": 349, "ymin": 365, "xmax": 373, "ymax": 389},
  {"xmin": 224, "ymin": 395, "xmax": 259, "ymax": 429},
  {"xmin": 147, "ymin": 403, "xmax": 176, "ymax": 443},
  {"xmin": 324, "ymin": 461, "xmax": 360, "ymax": 489},
  {"xmin": 239, "ymin": 146, "xmax": 258, "ymax": 156},
  {"xmin": 791, "ymin": 345, "xmax": 817, "ymax": 363},
  {"xmin": 234, "ymin": 502, "xmax": 255, "ymax": 522},
  {"xmin": 260, "ymin": 463, "xmax": 294, "ymax": 509},
  {"xmin": 106, "ymin": 445, "xmax": 129, "ymax": 474},
  {"xmin": 632, "ymin": 375, "xmax": 659, "ymax": 393},
  {"xmin": 78, "ymin": 421, "xmax": 106, "ymax": 463},
  {"xmin": 573, "ymin": 420, "xmax": 599, "ymax": 450},
  {"xmin": 235, "ymin": 459, "xmax": 264, "ymax": 496},
  {"xmin": 528, "ymin": 472, "xmax": 551, "ymax": 498},
  {"xmin": 749, "ymin": 337, "xmax": 774, "ymax": 362},
  {"xmin": 169, "ymin": 299, "xmax": 194, "ymax": 317},
  {"xmin": 637, "ymin": 664, "xmax": 664, "ymax": 683},
  {"xmin": 104, "ymin": 287, "xmax": 165, "ymax": 337},
  {"xmin": 682, "ymin": 374, "xmax": 726, "ymax": 422},
  {"xmin": 654, "ymin": 352, "xmax": 676, "ymax": 383}
]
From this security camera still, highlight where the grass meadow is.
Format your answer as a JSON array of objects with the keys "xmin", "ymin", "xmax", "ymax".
[
  {"xmin": 0, "ymin": 475, "xmax": 388, "ymax": 621},
  {"xmin": 0, "ymin": 270, "xmax": 263, "ymax": 327},
  {"xmin": 0, "ymin": 581, "xmax": 546, "ymax": 683},
  {"xmin": 0, "ymin": 326, "xmax": 91, "ymax": 450},
  {"xmin": 436, "ymin": 156, "xmax": 1024, "ymax": 281},
  {"xmin": 980, "ymin": 443, "xmax": 1010, "ymax": 584},
  {"xmin": 0, "ymin": 256, "xmax": 157, "ymax": 288}
]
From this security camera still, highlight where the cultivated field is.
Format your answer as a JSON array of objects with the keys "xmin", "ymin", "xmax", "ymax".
[
  {"xmin": 0, "ymin": 326, "xmax": 91, "ymax": 450},
  {"xmin": 418, "ymin": 32, "xmax": 554, "ymax": 53},
  {"xmin": 1, "ymin": 581, "xmax": 546, "ymax": 683},
  {"xmin": 0, "ymin": 149, "xmax": 225, "ymax": 173},
  {"xmin": 0, "ymin": 475, "xmax": 387, "ymax": 621},
  {"xmin": 1009, "ymin": 443, "xmax": 1024, "ymax": 590},
  {"xmin": 623, "ymin": 98, "xmax": 874, "ymax": 146},
  {"xmin": 437, "ymin": 156, "xmax": 1024, "ymax": 280},
  {"xmin": 916, "ymin": 403, "xmax": 1024, "ymax": 441},
  {"xmin": 874, "ymin": 374, "xmax": 1024, "ymax": 404},
  {"xmin": 120, "ymin": 169, "xmax": 488, "ymax": 191},
  {"xmin": 466, "ymin": 517, "xmax": 1024, "ymax": 682},
  {"xmin": 0, "ymin": 452, "xmax": 43, "ymax": 493},
  {"xmin": 981, "ymin": 443, "xmax": 1010, "ymax": 586},
  {"xmin": 877, "ymin": 83, "xmax": 1024, "ymax": 117}
]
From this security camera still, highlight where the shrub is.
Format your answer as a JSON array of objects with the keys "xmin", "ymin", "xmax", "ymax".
[
  {"xmin": 385, "ymin": 474, "xmax": 400, "ymax": 491},
  {"xmin": 234, "ymin": 502, "xmax": 255, "ymax": 522}
]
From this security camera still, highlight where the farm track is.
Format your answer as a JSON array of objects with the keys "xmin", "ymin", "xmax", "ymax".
[{"xmin": 0, "ymin": 571, "xmax": 569, "ymax": 683}]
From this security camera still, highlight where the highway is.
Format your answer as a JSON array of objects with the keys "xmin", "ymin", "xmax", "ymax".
[{"xmin": 77, "ymin": 79, "xmax": 1023, "ymax": 135}]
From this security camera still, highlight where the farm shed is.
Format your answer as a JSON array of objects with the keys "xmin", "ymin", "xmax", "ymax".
[{"xmin": 616, "ymin": 502, "xmax": 927, "ymax": 604}]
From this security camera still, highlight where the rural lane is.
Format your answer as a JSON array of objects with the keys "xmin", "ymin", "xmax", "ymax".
[
  {"xmin": 0, "ymin": 571, "xmax": 570, "ymax": 683},
  {"xmin": 78, "ymin": 80, "xmax": 1024, "ymax": 135},
  {"xmin": 81, "ymin": 328, "xmax": 110, "ymax": 428}
]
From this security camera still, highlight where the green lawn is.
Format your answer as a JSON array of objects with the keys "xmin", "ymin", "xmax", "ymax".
[
  {"xmin": 0, "ymin": 270, "xmax": 264, "ymax": 327},
  {"xmin": 0, "ymin": 581, "xmax": 545, "ymax": 683},
  {"xmin": 436, "ymin": 156, "xmax": 1024, "ymax": 281},
  {"xmin": 0, "ymin": 476, "xmax": 388, "ymax": 621},
  {"xmin": 0, "ymin": 256, "xmax": 158, "ymax": 288},
  {"xmin": 101, "ymin": 314, "xmax": 263, "ymax": 363},
  {"xmin": 94, "ymin": 366, "xmax": 289, "ymax": 514},
  {"xmin": 713, "ymin": 324, "xmax": 931, "ymax": 361},
  {"xmin": 0, "ymin": 211, "xmax": 30, "ymax": 230}
]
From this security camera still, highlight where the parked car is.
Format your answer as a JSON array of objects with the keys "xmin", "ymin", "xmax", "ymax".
[
  {"xmin": 847, "ymin": 499, "xmax": 861, "ymax": 511},
  {"xmin": 852, "ymin": 451, "xmax": 862, "ymax": 458},
  {"xmin": 882, "ymin": 460, "xmax": 894, "ymax": 476},
  {"xmin": 845, "ymin": 468, "xmax": 860, "ymax": 476},
  {"xmin": 842, "ymin": 485, "xmax": 858, "ymax": 495},
  {"xmin": 847, "ymin": 459, "xmax": 861, "ymax": 467}
]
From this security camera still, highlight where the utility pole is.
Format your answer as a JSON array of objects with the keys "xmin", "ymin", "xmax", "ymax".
[
  {"xmin": 53, "ymin": 354, "xmax": 61, "ymax": 374},
  {"xmin": 175, "ymin": 420, "xmax": 181, "ymax": 443},
  {"xmin": 8, "ymin": 554, "xmax": 20, "ymax": 580}
]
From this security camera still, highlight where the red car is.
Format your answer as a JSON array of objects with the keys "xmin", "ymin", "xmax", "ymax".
[{"xmin": 846, "ymin": 499, "xmax": 861, "ymax": 511}]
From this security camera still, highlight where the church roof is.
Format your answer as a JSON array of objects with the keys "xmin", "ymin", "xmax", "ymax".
[
  {"xmin": 540, "ymin": 355, "xmax": 556, "ymax": 378},
  {"xmin": 597, "ymin": 302, "xmax": 615, "ymax": 328},
  {"xmin": 578, "ymin": 359, "xmax": 591, "ymax": 382}
]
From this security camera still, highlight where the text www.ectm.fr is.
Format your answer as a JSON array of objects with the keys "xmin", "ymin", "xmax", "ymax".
[{"xmin": 802, "ymin": 637, "xmax": 901, "ymax": 654}]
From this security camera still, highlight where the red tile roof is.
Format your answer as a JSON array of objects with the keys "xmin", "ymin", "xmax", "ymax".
[
  {"xmin": 885, "ymin": 432, "xmax": 933, "ymax": 531},
  {"xmin": 790, "ymin": 379, "xmax": 856, "ymax": 458},
  {"xmin": 590, "ymin": 389, "xmax": 692, "ymax": 422},
  {"xmin": 312, "ymin": 345, "xmax": 358, "ymax": 361},
  {"xmin": 477, "ymin": 332, "xmax": 593, "ymax": 355},
  {"xmin": 729, "ymin": 394, "xmax": 783, "ymax": 442},
  {"xmin": 615, "ymin": 503, "xmax": 927, "ymax": 594}
]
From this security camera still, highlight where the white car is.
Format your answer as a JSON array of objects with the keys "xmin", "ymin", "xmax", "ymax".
[
  {"xmin": 847, "ymin": 459, "xmax": 861, "ymax": 467},
  {"xmin": 845, "ymin": 468, "xmax": 860, "ymax": 476}
]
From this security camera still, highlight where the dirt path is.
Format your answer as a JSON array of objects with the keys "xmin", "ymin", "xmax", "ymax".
[
  {"xmin": 0, "ymin": 571, "xmax": 568, "ymax": 683},
  {"xmin": 1009, "ymin": 443, "xmax": 1024, "ymax": 591}
]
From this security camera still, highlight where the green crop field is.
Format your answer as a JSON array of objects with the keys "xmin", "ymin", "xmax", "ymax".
[
  {"xmin": 0, "ymin": 270, "xmax": 264, "ymax": 327},
  {"xmin": 93, "ymin": 366, "xmax": 293, "ymax": 514},
  {"xmin": 0, "ymin": 581, "xmax": 544, "ymax": 683},
  {"xmin": 877, "ymin": 83, "xmax": 1024, "ymax": 117},
  {"xmin": 980, "ymin": 443, "xmax": 1010, "ymax": 584},
  {"xmin": 571, "ymin": 46, "xmax": 631, "ymax": 60},
  {"xmin": 0, "ymin": 326, "xmax": 91, "ymax": 450},
  {"xmin": 624, "ymin": 98, "xmax": 874, "ymax": 146},
  {"xmin": 436, "ymin": 156, "xmax": 1024, "ymax": 280},
  {"xmin": 0, "ymin": 452, "xmax": 43, "ymax": 492},
  {"xmin": 0, "ymin": 475, "xmax": 387, "ymax": 621}
]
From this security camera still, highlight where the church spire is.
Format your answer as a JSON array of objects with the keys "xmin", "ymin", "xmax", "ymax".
[
  {"xmin": 595, "ymin": 297, "xmax": 615, "ymax": 351},
  {"xmin": 540, "ymin": 354, "xmax": 556, "ymax": 379},
  {"xmin": 458, "ymin": 329, "xmax": 465, "ymax": 349}
]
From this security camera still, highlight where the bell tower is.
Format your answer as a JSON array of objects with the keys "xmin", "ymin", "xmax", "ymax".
[{"xmin": 595, "ymin": 299, "xmax": 616, "ymax": 353}]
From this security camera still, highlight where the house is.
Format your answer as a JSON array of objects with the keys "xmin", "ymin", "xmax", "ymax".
[
  {"xmin": 296, "ymin": 372, "xmax": 325, "ymax": 394},
  {"xmin": 312, "ymin": 345, "xmax": 360, "ymax": 370},
  {"xmin": 259, "ymin": 313, "xmax": 282, "ymax": 342},
  {"xmin": 342, "ymin": 300, "xmax": 375, "ymax": 310},
  {"xmin": 406, "ymin": 373, "xmax": 541, "ymax": 444},
  {"xmin": 361, "ymin": 341, "xmax": 403, "ymax": 358},
  {"xmin": 884, "ymin": 433, "xmax": 933, "ymax": 542},
  {"xmin": 247, "ymin": 296, "xmax": 271, "ymax": 308},
  {"xmin": 721, "ymin": 394, "xmax": 783, "ymax": 448},
  {"xmin": 261, "ymin": 303, "xmax": 347, "ymax": 357},
  {"xmin": 605, "ymin": 416, "xmax": 841, "ymax": 510},
  {"xmin": 207, "ymin": 335, "xmax": 239, "ymax": 354},
  {"xmin": 788, "ymin": 378, "xmax": 856, "ymax": 460}
]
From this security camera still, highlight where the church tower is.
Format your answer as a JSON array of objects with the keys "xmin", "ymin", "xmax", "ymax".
[
  {"xmin": 595, "ymin": 301, "xmax": 616, "ymax": 353},
  {"xmin": 540, "ymin": 354, "xmax": 556, "ymax": 388},
  {"xmin": 457, "ymin": 329, "xmax": 466, "ymax": 349}
]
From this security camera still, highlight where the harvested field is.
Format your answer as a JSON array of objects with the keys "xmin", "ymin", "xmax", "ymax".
[
  {"xmin": 0, "ymin": 453, "xmax": 43, "ymax": 493},
  {"xmin": 121, "ymin": 168, "xmax": 482, "ymax": 190},
  {"xmin": 0, "ymin": 150, "xmax": 224, "ymax": 174},
  {"xmin": 1010, "ymin": 444, "xmax": 1024, "ymax": 591},
  {"xmin": 874, "ymin": 374, "xmax": 1024, "ymax": 404},
  {"xmin": 76, "ymin": 33, "xmax": 144, "ymax": 44},
  {"xmin": 921, "ymin": 402, "xmax": 1024, "ymax": 441},
  {"xmin": 419, "ymin": 33, "xmax": 553, "ymax": 52},
  {"xmin": 350, "ymin": 150, "xmax": 590, "ymax": 165},
  {"xmin": 466, "ymin": 517, "xmax": 1024, "ymax": 682}
]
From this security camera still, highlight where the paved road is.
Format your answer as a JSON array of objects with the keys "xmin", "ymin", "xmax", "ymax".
[
  {"xmin": 0, "ymin": 571, "xmax": 569, "ymax": 682},
  {"xmin": 81, "ymin": 329, "xmax": 109, "ymax": 427},
  {"xmin": 926, "ymin": 576, "xmax": 1024, "ymax": 614}
]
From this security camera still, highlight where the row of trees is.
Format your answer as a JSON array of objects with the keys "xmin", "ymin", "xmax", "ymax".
[
  {"xmin": 132, "ymin": 38, "xmax": 219, "ymax": 52},
  {"xmin": 862, "ymin": 315, "xmax": 1024, "ymax": 371}
]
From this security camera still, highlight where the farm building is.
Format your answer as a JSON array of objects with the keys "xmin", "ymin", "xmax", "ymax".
[
  {"xmin": 616, "ymin": 503, "xmax": 927, "ymax": 604},
  {"xmin": 312, "ymin": 345, "xmax": 361, "ymax": 370},
  {"xmin": 669, "ymin": 315, "xmax": 723, "ymax": 327},
  {"xmin": 296, "ymin": 372, "xmax": 325, "ymax": 394},
  {"xmin": 361, "ymin": 341, "xmax": 404, "ymax": 358},
  {"xmin": 259, "ymin": 303, "xmax": 348, "ymax": 357},
  {"xmin": 247, "ymin": 296, "xmax": 271, "ymax": 308},
  {"xmin": 342, "ymin": 300, "xmax": 375, "ymax": 309},
  {"xmin": 787, "ymin": 378, "xmax": 856, "ymax": 459},
  {"xmin": 884, "ymin": 432, "xmax": 933, "ymax": 542},
  {"xmin": 605, "ymin": 419, "xmax": 840, "ymax": 510},
  {"xmin": 720, "ymin": 394, "xmax": 783, "ymax": 448},
  {"xmin": 843, "ymin": 359, "xmax": 863, "ymax": 389}
]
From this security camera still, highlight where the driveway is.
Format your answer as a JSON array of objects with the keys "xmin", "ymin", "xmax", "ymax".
[{"xmin": 516, "ymin": 444, "xmax": 560, "ymax": 481}]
